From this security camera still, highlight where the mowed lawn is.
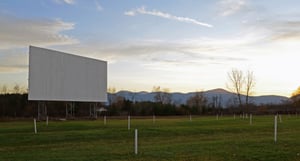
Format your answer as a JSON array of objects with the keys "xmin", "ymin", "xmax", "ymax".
[{"xmin": 0, "ymin": 115, "xmax": 300, "ymax": 161}]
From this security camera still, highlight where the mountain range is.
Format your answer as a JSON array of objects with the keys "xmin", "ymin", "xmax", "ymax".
[{"xmin": 110, "ymin": 88, "xmax": 290, "ymax": 108}]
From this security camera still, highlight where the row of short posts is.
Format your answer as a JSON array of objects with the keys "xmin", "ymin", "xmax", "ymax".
[{"xmin": 33, "ymin": 113, "xmax": 285, "ymax": 155}]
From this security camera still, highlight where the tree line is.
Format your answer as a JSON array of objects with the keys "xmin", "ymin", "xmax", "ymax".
[
  {"xmin": 0, "ymin": 87, "xmax": 299, "ymax": 118},
  {"xmin": 1, "ymin": 68, "xmax": 300, "ymax": 118}
]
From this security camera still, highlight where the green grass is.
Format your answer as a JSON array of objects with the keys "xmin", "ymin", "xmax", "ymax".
[{"xmin": 0, "ymin": 115, "xmax": 300, "ymax": 161}]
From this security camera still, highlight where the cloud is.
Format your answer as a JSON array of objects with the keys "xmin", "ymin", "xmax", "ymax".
[
  {"xmin": 145, "ymin": 49, "xmax": 247, "ymax": 69},
  {"xmin": 60, "ymin": 38, "xmax": 249, "ymax": 66},
  {"xmin": 54, "ymin": 0, "xmax": 75, "ymax": 5},
  {"xmin": 267, "ymin": 20, "xmax": 300, "ymax": 42},
  {"xmin": 0, "ymin": 14, "xmax": 78, "ymax": 49},
  {"xmin": 58, "ymin": 39, "xmax": 248, "ymax": 76},
  {"xmin": 0, "ymin": 49, "xmax": 28, "ymax": 73},
  {"xmin": 95, "ymin": 0, "xmax": 103, "ymax": 11},
  {"xmin": 244, "ymin": 15, "xmax": 300, "ymax": 43},
  {"xmin": 124, "ymin": 11, "xmax": 135, "ymax": 16},
  {"xmin": 124, "ymin": 6, "xmax": 213, "ymax": 28},
  {"xmin": 0, "ymin": 65, "xmax": 27, "ymax": 73},
  {"xmin": 218, "ymin": 0, "xmax": 247, "ymax": 16}
]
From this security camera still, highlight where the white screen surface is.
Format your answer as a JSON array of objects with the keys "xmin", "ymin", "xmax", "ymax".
[{"xmin": 28, "ymin": 46, "xmax": 107, "ymax": 102}]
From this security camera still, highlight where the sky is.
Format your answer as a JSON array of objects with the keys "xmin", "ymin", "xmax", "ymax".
[{"xmin": 1, "ymin": 0, "xmax": 300, "ymax": 96}]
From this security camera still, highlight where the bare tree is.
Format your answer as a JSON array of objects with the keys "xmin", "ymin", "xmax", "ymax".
[
  {"xmin": 107, "ymin": 87, "xmax": 117, "ymax": 105},
  {"xmin": 187, "ymin": 91, "xmax": 207, "ymax": 114},
  {"xmin": 292, "ymin": 86, "xmax": 300, "ymax": 97},
  {"xmin": 161, "ymin": 88, "xmax": 172, "ymax": 105},
  {"xmin": 291, "ymin": 86, "xmax": 300, "ymax": 106},
  {"xmin": 211, "ymin": 95, "xmax": 222, "ymax": 109},
  {"xmin": 227, "ymin": 69, "xmax": 244, "ymax": 107},
  {"xmin": 129, "ymin": 90, "xmax": 137, "ymax": 103},
  {"xmin": 227, "ymin": 69, "xmax": 256, "ymax": 110},
  {"xmin": 152, "ymin": 86, "xmax": 172, "ymax": 104},
  {"xmin": 245, "ymin": 70, "xmax": 255, "ymax": 107},
  {"xmin": 13, "ymin": 84, "xmax": 20, "ymax": 94},
  {"xmin": 108, "ymin": 87, "xmax": 116, "ymax": 93},
  {"xmin": 153, "ymin": 86, "xmax": 163, "ymax": 103},
  {"xmin": 1, "ymin": 85, "xmax": 7, "ymax": 94}
]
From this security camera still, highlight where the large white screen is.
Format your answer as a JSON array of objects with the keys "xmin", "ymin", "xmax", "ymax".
[{"xmin": 28, "ymin": 46, "xmax": 107, "ymax": 102}]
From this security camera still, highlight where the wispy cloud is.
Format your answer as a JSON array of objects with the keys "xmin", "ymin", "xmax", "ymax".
[
  {"xmin": 218, "ymin": 0, "xmax": 247, "ymax": 16},
  {"xmin": 61, "ymin": 37, "xmax": 250, "ymax": 66},
  {"xmin": 0, "ymin": 49, "xmax": 28, "ymax": 73},
  {"xmin": 0, "ymin": 14, "xmax": 78, "ymax": 49},
  {"xmin": 124, "ymin": 6, "xmax": 213, "ymax": 28},
  {"xmin": 267, "ymin": 20, "xmax": 300, "ymax": 42},
  {"xmin": 243, "ymin": 14, "xmax": 300, "ymax": 43},
  {"xmin": 94, "ymin": 0, "xmax": 103, "ymax": 11},
  {"xmin": 54, "ymin": 0, "xmax": 75, "ymax": 5},
  {"xmin": 124, "ymin": 10, "xmax": 135, "ymax": 16}
]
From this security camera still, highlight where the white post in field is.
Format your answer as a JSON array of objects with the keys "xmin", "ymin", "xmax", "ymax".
[
  {"xmin": 189, "ymin": 114, "xmax": 192, "ymax": 122},
  {"xmin": 34, "ymin": 118, "xmax": 37, "ymax": 134},
  {"xmin": 274, "ymin": 115, "xmax": 278, "ymax": 143},
  {"xmin": 279, "ymin": 114, "xmax": 282, "ymax": 123},
  {"xmin": 135, "ymin": 129, "xmax": 138, "ymax": 155},
  {"xmin": 128, "ymin": 115, "xmax": 131, "ymax": 130},
  {"xmin": 216, "ymin": 114, "xmax": 219, "ymax": 120},
  {"xmin": 104, "ymin": 115, "xmax": 107, "ymax": 125}
]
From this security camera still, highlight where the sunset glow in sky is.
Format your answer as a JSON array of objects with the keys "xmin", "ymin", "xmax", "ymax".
[{"xmin": 1, "ymin": 0, "xmax": 300, "ymax": 96}]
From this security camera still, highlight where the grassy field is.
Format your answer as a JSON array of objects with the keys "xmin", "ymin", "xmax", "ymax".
[{"xmin": 0, "ymin": 115, "xmax": 299, "ymax": 161}]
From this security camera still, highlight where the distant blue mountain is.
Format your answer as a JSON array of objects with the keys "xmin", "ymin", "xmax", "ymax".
[{"xmin": 110, "ymin": 88, "xmax": 290, "ymax": 108}]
